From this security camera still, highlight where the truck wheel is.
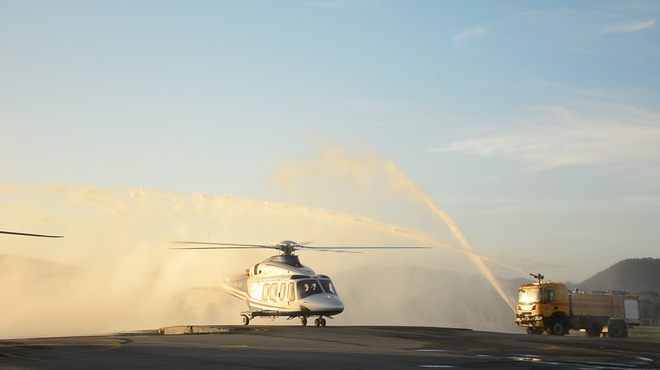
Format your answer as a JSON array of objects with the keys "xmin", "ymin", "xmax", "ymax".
[
  {"xmin": 549, "ymin": 317, "xmax": 567, "ymax": 336},
  {"xmin": 608, "ymin": 321, "xmax": 628, "ymax": 338}
]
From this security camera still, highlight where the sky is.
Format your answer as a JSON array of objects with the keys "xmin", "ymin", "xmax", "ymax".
[{"xmin": 2, "ymin": 1, "xmax": 660, "ymax": 292}]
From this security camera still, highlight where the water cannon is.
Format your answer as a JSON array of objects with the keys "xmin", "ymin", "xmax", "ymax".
[{"xmin": 530, "ymin": 273, "xmax": 544, "ymax": 284}]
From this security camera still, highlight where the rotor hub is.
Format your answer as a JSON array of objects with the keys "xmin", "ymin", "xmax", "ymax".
[{"xmin": 277, "ymin": 240, "xmax": 300, "ymax": 255}]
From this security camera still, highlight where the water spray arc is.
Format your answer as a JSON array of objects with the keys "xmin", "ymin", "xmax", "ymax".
[
  {"xmin": 383, "ymin": 161, "xmax": 519, "ymax": 312},
  {"xmin": 275, "ymin": 145, "xmax": 534, "ymax": 313}
]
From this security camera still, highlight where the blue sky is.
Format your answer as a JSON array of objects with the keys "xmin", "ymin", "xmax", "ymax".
[{"xmin": 2, "ymin": 0, "xmax": 660, "ymax": 282}]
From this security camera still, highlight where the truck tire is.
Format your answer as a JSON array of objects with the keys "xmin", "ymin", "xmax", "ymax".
[
  {"xmin": 607, "ymin": 320, "xmax": 628, "ymax": 338},
  {"xmin": 549, "ymin": 317, "xmax": 567, "ymax": 336}
]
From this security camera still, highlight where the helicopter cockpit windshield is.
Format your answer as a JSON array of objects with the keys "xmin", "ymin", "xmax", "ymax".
[
  {"xmin": 297, "ymin": 279, "xmax": 322, "ymax": 299},
  {"xmin": 296, "ymin": 278, "xmax": 338, "ymax": 299},
  {"xmin": 320, "ymin": 279, "xmax": 337, "ymax": 295}
]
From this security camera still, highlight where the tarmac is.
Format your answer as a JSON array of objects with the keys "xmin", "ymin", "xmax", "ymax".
[{"xmin": 1, "ymin": 325, "xmax": 659, "ymax": 369}]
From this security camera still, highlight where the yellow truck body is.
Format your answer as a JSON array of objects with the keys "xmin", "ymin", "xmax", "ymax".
[{"xmin": 515, "ymin": 282, "xmax": 639, "ymax": 337}]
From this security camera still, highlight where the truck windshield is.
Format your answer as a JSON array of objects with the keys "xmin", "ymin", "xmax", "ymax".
[{"xmin": 518, "ymin": 287, "xmax": 541, "ymax": 304}]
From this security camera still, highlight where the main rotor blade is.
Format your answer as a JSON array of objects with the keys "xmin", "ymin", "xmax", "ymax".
[
  {"xmin": 297, "ymin": 248, "xmax": 361, "ymax": 254},
  {"xmin": 169, "ymin": 246, "xmax": 268, "ymax": 250},
  {"xmin": 170, "ymin": 241, "xmax": 277, "ymax": 250},
  {"xmin": 0, "ymin": 230, "xmax": 63, "ymax": 238},
  {"xmin": 297, "ymin": 246, "xmax": 431, "ymax": 250},
  {"xmin": 172, "ymin": 241, "xmax": 268, "ymax": 247},
  {"xmin": 170, "ymin": 241, "xmax": 431, "ymax": 252}
]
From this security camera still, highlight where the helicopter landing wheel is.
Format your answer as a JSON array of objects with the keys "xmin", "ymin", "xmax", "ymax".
[
  {"xmin": 314, "ymin": 317, "xmax": 327, "ymax": 327},
  {"xmin": 241, "ymin": 315, "xmax": 250, "ymax": 326},
  {"xmin": 300, "ymin": 317, "xmax": 307, "ymax": 326}
]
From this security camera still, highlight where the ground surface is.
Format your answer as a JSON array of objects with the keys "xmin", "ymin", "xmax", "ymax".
[{"xmin": 1, "ymin": 326, "xmax": 659, "ymax": 369}]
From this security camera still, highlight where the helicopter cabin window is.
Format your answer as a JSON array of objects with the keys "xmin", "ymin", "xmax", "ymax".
[
  {"xmin": 270, "ymin": 283, "xmax": 278, "ymax": 301},
  {"xmin": 262, "ymin": 284, "xmax": 270, "ymax": 301},
  {"xmin": 320, "ymin": 279, "xmax": 337, "ymax": 295},
  {"xmin": 297, "ymin": 279, "xmax": 322, "ymax": 299},
  {"xmin": 279, "ymin": 283, "xmax": 286, "ymax": 300},
  {"xmin": 288, "ymin": 282, "xmax": 295, "ymax": 301}
]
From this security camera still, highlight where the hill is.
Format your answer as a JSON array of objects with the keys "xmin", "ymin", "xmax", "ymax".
[{"xmin": 578, "ymin": 258, "xmax": 660, "ymax": 293}]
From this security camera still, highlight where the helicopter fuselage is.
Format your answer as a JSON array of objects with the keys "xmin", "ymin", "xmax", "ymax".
[{"xmin": 223, "ymin": 254, "xmax": 344, "ymax": 326}]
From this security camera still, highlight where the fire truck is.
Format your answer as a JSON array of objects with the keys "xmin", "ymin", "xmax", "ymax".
[{"xmin": 515, "ymin": 276, "xmax": 640, "ymax": 337}]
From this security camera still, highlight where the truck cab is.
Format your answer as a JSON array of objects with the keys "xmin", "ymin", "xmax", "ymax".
[{"xmin": 516, "ymin": 282, "xmax": 570, "ymax": 335}]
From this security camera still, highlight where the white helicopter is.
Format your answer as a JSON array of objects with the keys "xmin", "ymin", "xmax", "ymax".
[{"xmin": 172, "ymin": 240, "xmax": 428, "ymax": 327}]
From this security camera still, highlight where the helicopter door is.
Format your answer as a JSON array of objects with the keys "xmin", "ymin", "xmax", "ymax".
[{"xmin": 250, "ymin": 282, "xmax": 259, "ymax": 298}]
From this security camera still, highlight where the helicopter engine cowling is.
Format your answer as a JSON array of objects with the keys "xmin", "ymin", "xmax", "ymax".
[{"xmin": 250, "ymin": 256, "xmax": 315, "ymax": 277}]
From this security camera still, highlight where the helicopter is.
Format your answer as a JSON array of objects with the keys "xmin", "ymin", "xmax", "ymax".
[
  {"xmin": 172, "ymin": 240, "xmax": 428, "ymax": 327},
  {"xmin": 0, "ymin": 230, "xmax": 62, "ymax": 238}
]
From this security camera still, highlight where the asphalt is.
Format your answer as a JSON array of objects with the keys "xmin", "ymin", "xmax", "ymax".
[{"xmin": 1, "ymin": 325, "xmax": 659, "ymax": 369}]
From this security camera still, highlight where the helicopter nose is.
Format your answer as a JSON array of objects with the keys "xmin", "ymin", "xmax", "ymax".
[{"xmin": 301, "ymin": 294, "xmax": 344, "ymax": 315}]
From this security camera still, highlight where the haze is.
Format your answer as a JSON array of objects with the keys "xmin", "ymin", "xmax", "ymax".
[
  {"xmin": 1, "ymin": 149, "xmax": 519, "ymax": 339},
  {"xmin": 2, "ymin": 1, "xmax": 659, "ymax": 338}
]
